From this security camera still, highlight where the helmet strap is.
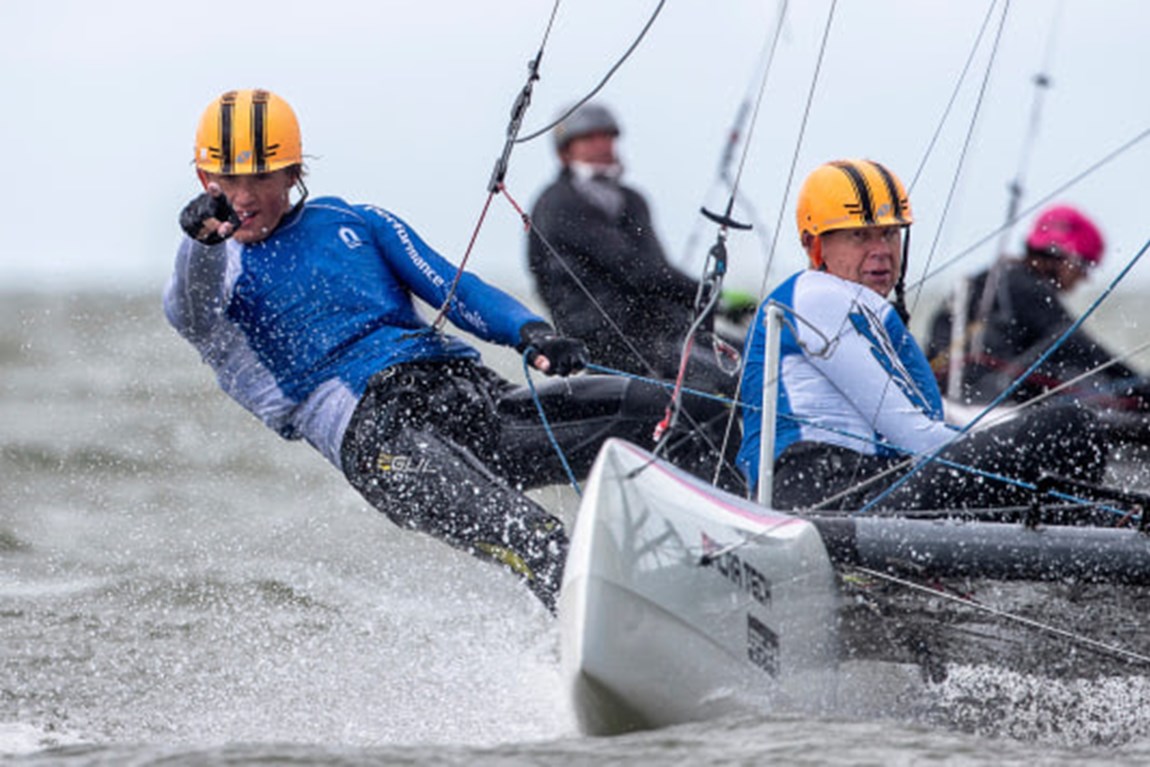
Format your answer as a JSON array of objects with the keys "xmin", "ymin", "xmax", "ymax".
[{"xmin": 891, "ymin": 228, "xmax": 911, "ymax": 324}]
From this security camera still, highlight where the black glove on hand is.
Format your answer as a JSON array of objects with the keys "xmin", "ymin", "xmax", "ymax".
[
  {"xmin": 518, "ymin": 321, "xmax": 588, "ymax": 376},
  {"xmin": 179, "ymin": 190, "xmax": 241, "ymax": 245}
]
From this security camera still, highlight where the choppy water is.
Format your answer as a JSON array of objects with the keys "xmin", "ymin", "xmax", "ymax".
[{"xmin": 4, "ymin": 289, "xmax": 1150, "ymax": 765}]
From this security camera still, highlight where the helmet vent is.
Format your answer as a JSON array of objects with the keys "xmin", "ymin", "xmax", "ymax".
[
  {"xmin": 218, "ymin": 92, "xmax": 236, "ymax": 174},
  {"xmin": 832, "ymin": 161, "xmax": 877, "ymax": 225}
]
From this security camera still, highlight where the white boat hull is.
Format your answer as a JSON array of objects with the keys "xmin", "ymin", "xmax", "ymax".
[{"xmin": 559, "ymin": 438, "xmax": 839, "ymax": 735}]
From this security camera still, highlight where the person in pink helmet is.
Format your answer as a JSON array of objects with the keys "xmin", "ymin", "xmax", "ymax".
[{"xmin": 926, "ymin": 204, "xmax": 1146, "ymax": 408}]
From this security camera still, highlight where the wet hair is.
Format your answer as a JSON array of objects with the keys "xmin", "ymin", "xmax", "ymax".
[{"xmin": 287, "ymin": 163, "xmax": 309, "ymax": 206}]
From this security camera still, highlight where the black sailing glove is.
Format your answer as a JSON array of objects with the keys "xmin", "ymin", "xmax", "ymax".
[
  {"xmin": 517, "ymin": 321, "xmax": 588, "ymax": 377},
  {"xmin": 179, "ymin": 189, "xmax": 241, "ymax": 245}
]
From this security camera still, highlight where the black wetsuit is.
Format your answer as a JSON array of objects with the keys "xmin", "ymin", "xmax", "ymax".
[
  {"xmin": 927, "ymin": 259, "xmax": 1142, "ymax": 405},
  {"xmin": 772, "ymin": 404, "xmax": 1107, "ymax": 512},
  {"xmin": 340, "ymin": 360, "xmax": 738, "ymax": 612}
]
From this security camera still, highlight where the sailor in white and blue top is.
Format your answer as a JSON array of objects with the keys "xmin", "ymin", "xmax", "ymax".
[
  {"xmin": 737, "ymin": 268, "xmax": 957, "ymax": 490},
  {"xmin": 737, "ymin": 158, "xmax": 1106, "ymax": 511}
]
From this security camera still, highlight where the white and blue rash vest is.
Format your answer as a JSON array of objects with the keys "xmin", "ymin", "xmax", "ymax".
[
  {"xmin": 737, "ymin": 270, "xmax": 958, "ymax": 492},
  {"xmin": 163, "ymin": 196, "xmax": 543, "ymax": 467}
]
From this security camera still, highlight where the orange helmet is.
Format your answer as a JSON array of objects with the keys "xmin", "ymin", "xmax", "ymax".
[
  {"xmin": 194, "ymin": 89, "xmax": 302, "ymax": 175},
  {"xmin": 796, "ymin": 159, "xmax": 913, "ymax": 267}
]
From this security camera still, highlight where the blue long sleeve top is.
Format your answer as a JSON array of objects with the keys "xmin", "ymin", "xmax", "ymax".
[{"xmin": 164, "ymin": 196, "xmax": 542, "ymax": 467}]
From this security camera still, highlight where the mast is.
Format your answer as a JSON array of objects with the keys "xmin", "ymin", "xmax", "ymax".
[
  {"xmin": 968, "ymin": 70, "xmax": 1052, "ymax": 359},
  {"xmin": 961, "ymin": 5, "xmax": 1062, "ymax": 389}
]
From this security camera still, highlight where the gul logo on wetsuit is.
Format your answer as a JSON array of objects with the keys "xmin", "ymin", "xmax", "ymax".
[{"xmin": 375, "ymin": 452, "xmax": 434, "ymax": 474}]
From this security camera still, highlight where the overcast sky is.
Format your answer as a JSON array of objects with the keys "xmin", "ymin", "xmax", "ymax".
[{"xmin": 2, "ymin": 0, "xmax": 1148, "ymax": 310}]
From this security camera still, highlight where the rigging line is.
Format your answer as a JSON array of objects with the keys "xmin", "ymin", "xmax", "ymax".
[
  {"xmin": 911, "ymin": 124, "xmax": 1150, "ymax": 289},
  {"xmin": 906, "ymin": 0, "xmax": 999, "ymax": 193},
  {"xmin": 515, "ymin": 0, "xmax": 667, "ymax": 144},
  {"xmin": 653, "ymin": 284, "xmax": 723, "ymax": 451},
  {"xmin": 652, "ymin": 334, "xmax": 697, "ymax": 448},
  {"xmin": 726, "ymin": 310, "xmax": 1140, "ymax": 515},
  {"xmin": 743, "ymin": 0, "xmax": 839, "ymax": 332},
  {"xmin": 678, "ymin": 0, "xmax": 787, "ymax": 269},
  {"xmin": 431, "ymin": 0, "xmax": 562, "ymax": 331},
  {"xmin": 511, "ymin": 196, "xmax": 662, "ymax": 379},
  {"xmin": 858, "ymin": 234, "xmax": 1150, "ymax": 516},
  {"xmin": 720, "ymin": 0, "xmax": 841, "ymax": 489},
  {"xmin": 502, "ymin": 186, "xmax": 746, "ymax": 477},
  {"xmin": 968, "ymin": 0, "xmax": 1063, "ymax": 361},
  {"xmin": 489, "ymin": 0, "xmax": 563, "ymax": 188},
  {"xmin": 998, "ymin": 0, "xmax": 1064, "ymax": 230},
  {"xmin": 851, "ymin": 565, "xmax": 1150, "ymax": 668},
  {"xmin": 998, "ymin": 1, "xmax": 1062, "ymax": 230},
  {"xmin": 724, "ymin": 0, "xmax": 788, "ymax": 207},
  {"xmin": 695, "ymin": 516, "xmax": 797, "ymax": 566},
  {"xmin": 671, "ymin": 1, "xmax": 786, "ymax": 467},
  {"xmin": 585, "ymin": 363, "xmax": 733, "ymax": 407},
  {"xmin": 754, "ymin": 0, "xmax": 837, "ymax": 305},
  {"xmin": 806, "ymin": 443, "xmax": 1129, "ymax": 521},
  {"xmin": 501, "ymin": 188, "xmax": 738, "ymax": 471},
  {"xmin": 663, "ymin": 230, "xmax": 749, "ymax": 472},
  {"xmin": 906, "ymin": 0, "xmax": 1012, "ymax": 319},
  {"xmin": 762, "ymin": 405, "xmax": 1124, "ymax": 516},
  {"xmin": 430, "ymin": 190, "xmax": 497, "ymax": 331},
  {"xmin": 520, "ymin": 352, "xmax": 582, "ymax": 496},
  {"xmin": 965, "ymin": 337, "xmax": 1150, "ymax": 420}
]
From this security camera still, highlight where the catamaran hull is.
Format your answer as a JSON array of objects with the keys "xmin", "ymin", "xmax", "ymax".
[
  {"xmin": 814, "ymin": 515, "xmax": 1150, "ymax": 585},
  {"xmin": 560, "ymin": 438, "xmax": 1150, "ymax": 737},
  {"xmin": 559, "ymin": 438, "xmax": 839, "ymax": 736}
]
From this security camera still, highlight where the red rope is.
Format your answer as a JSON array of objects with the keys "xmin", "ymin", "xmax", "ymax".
[
  {"xmin": 653, "ymin": 333, "xmax": 695, "ymax": 442},
  {"xmin": 498, "ymin": 183, "xmax": 532, "ymax": 231}
]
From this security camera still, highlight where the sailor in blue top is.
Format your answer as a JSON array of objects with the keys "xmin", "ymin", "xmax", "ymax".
[
  {"xmin": 165, "ymin": 89, "xmax": 726, "ymax": 613},
  {"xmin": 738, "ymin": 159, "xmax": 1107, "ymax": 511}
]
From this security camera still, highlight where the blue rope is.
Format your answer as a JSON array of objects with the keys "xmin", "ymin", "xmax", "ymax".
[
  {"xmin": 585, "ymin": 362, "xmax": 736, "ymax": 407},
  {"xmin": 523, "ymin": 330, "xmax": 1141, "ymax": 516},
  {"xmin": 521, "ymin": 351, "xmax": 582, "ymax": 496},
  {"xmin": 856, "ymin": 235, "xmax": 1150, "ymax": 516},
  {"xmin": 594, "ymin": 360, "xmax": 1130, "ymax": 516},
  {"xmin": 770, "ymin": 412, "xmax": 1131, "ymax": 520},
  {"xmin": 530, "ymin": 352, "xmax": 1134, "ymax": 518},
  {"xmin": 519, "ymin": 359, "xmax": 744, "ymax": 496}
]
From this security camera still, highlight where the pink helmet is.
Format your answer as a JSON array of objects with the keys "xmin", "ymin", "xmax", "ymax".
[{"xmin": 1025, "ymin": 204, "xmax": 1105, "ymax": 265}]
